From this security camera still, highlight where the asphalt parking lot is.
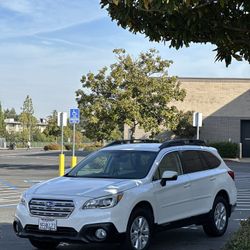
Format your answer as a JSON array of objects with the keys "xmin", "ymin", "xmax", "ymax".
[{"xmin": 0, "ymin": 148, "xmax": 250, "ymax": 250}]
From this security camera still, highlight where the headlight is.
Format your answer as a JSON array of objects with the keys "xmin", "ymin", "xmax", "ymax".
[
  {"xmin": 19, "ymin": 193, "xmax": 27, "ymax": 207},
  {"xmin": 83, "ymin": 193, "xmax": 123, "ymax": 209}
]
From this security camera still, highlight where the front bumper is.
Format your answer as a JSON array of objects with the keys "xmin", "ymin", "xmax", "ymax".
[{"xmin": 13, "ymin": 218, "xmax": 123, "ymax": 243}]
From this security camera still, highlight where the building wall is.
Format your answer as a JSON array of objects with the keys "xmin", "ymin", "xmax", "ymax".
[
  {"xmin": 124, "ymin": 78, "xmax": 250, "ymax": 143},
  {"xmin": 174, "ymin": 78, "xmax": 250, "ymax": 117},
  {"xmin": 175, "ymin": 78, "xmax": 250, "ymax": 143}
]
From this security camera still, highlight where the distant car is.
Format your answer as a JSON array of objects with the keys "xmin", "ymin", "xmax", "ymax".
[{"xmin": 13, "ymin": 139, "xmax": 237, "ymax": 250}]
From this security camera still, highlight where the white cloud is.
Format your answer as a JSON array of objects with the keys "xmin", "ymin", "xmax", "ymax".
[
  {"xmin": 0, "ymin": 0, "xmax": 106, "ymax": 39},
  {"xmin": 0, "ymin": 0, "xmax": 32, "ymax": 14}
]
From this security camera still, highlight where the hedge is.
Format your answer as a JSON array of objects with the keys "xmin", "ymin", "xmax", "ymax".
[
  {"xmin": 44, "ymin": 143, "xmax": 61, "ymax": 151},
  {"xmin": 82, "ymin": 142, "xmax": 102, "ymax": 152},
  {"xmin": 224, "ymin": 219, "xmax": 250, "ymax": 250},
  {"xmin": 208, "ymin": 142, "xmax": 239, "ymax": 158}
]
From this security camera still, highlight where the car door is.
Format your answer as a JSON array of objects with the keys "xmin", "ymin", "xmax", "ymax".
[
  {"xmin": 179, "ymin": 150, "xmax": 219, "ymax": 216},
  {"xmin": 153, "ymin": 151, "xmax": 193, "ymax": 225}
]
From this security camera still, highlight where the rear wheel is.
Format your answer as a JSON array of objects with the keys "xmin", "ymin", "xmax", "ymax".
[
  {"xmin": 122, "ymin": 208, "xmax": 153, "ymax": 250},
  {"xmin": 203, "ymin": 196, "xmax": 229, "ymax": 237},
  {"xmin": 29, "ymin": 238, "xmax": 60, "ymax": 249}
]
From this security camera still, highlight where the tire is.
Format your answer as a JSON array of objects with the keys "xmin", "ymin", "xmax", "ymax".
[
  {"xmin": 29, "ymin": 238, "xmax": 60, "ymax": 249},
  {"xmin": 203, "ymin": 196, "xmax": 229, "ymax": 237},
  {"xmin": 122, "ymin": 208, "xmax": 154, "ymax": 250}
]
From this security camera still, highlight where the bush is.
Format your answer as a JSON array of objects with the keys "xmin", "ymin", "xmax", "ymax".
[
  {"xmin": 224, "ymin": 219, "xmax": 250, "ymax": 250},
  {"xmin": 44, "ymin": 143, "xmax": 61, "ymax": 151},
  {"xmin": 82, "ymin": 142, "xmax": 102, "ymax": 152},
  {"xmin": 64, "ymin": 144, "xmax": 72, "ymax": 151},
  {"xmin": 209, "ymin": 142, "xmax": 239, "ymax": 158}
]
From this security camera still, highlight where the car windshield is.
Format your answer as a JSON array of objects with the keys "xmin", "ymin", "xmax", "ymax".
[{"xmin": 66, "ymin": 150, "xmax": 157, "ymax": 179}]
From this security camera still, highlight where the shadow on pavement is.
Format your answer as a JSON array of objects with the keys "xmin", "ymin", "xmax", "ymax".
[
  {"xmin": 0, "ymin": 164, "xmax": 59, "ymax": 170},
  {"xmin": 20, "ymin": 151, "xmax": 91, "ymax": 158},
  {"xmin": 0, "ymin": 222, "xmax": 120, "ymax": 250},
  {"xmin": 0, "ymin": 222, "xmax": 230, "ymax": 250}
]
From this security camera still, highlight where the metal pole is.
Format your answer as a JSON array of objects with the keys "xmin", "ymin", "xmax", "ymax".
[
  {"xmin": 59, "ymin": 112, "xmax": 65, "ymax": 176},
  {"xmin": 61, "ymin": 113, "xmax": 64, "ymax": 154},
  {"xmin": 73, "ymin": 123, "xmax": 75, "ymax": 157},
  {"xmin": 197, "ymin": 125, "xmax": 200, "ymax": 140},
  {"xmin": 239, "ymin": 143, "xmax": 242, "ymax": 159},
  {"xmin": 71, "ymin": 123, "xmax": 77, "ymax": 168}
]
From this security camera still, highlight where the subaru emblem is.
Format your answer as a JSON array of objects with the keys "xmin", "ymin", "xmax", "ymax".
[{"xmin": 45, "ymin": 201, "xmax": 54, "ymax": 208}]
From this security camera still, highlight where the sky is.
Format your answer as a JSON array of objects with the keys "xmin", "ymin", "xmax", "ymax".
[{"xmin": 0, "ymin": 0, "xmax": 250, "ymax": 118}]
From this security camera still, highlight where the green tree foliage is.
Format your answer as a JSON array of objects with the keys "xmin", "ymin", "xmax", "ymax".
[
  {"xmin": 100, "ymin": 0, "xmax": 250, "ymax": 66},
  {"xmin": 76, "ymin": 48, "xmax": 185, "ymax": 141},
  {"xmin": 173, "ymin": 111, "xmax": 196, "ymax": 138},
  {"xmin": 43, "ymin": 110, "xmax": 61, "ymax": 141},
  {"xmin": 33, "ymin": 128, "xmax": 50, "ymax": 142},
  {"xmin": 43, "ymin": 111, "xmax": 74, "ymax": 142},
  {"xmin": 4, "ymin": 108, "xmax": 19, "ymax": 120},
  {"xmin": 19, "ymin": 95, "xmax": 36, "ymax": 141},
  {"xmin": 0, "ymin": 102, "xmax": 6, "ymax": 137}
]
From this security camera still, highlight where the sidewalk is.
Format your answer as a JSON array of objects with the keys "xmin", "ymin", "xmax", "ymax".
[{"xmin": 224, "ymin": 158, "xmax": 250, "ymax": 163}]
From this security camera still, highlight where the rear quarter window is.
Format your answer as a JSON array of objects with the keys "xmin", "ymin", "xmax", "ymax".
[{"xmin": 200, "ymin": 151, "xmax": 221, "ymax": 169}]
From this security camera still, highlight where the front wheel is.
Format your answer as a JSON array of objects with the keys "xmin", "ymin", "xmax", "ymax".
[
  {"xmin": 122, "ymin": 208, "xmax": 153, "ymax": 250},
  {"xmin": 203, "ymin": 196, "xmax": 229, "ymax": 237},
  {"xmin": 29, "ymin": 238, "xmax": 60, "ymax": 249}
]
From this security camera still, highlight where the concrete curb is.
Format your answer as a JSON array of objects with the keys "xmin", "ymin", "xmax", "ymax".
[{"xmin": 224, "ymin": 158, "xmax": 250, "ymax": 163}]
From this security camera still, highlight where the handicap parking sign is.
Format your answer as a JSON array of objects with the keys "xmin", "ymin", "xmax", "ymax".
[{"xmin": 69, "ymin": 108, "xmax": 80, "ymax": 124}]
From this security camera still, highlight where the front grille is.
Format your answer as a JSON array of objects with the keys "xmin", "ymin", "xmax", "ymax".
[
  {"xmin": 29, "ymin": 199, "xmax": 74, "ymax": 218},
  {"xmin": 25, "ymin": 225, "xmax": 77, "ymax": 237}
]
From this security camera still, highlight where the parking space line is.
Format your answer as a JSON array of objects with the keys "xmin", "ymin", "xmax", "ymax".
[
  {"xmin": 0, "ymin": 204, "xmax": 18, "ymax": 208},
  {"xmin": 0, "ymin": 178, "xmax": 17, "ymax": 190},
  {"xmin": 0, "ymin": 194, "xmax": 21, "ymax": 200}
]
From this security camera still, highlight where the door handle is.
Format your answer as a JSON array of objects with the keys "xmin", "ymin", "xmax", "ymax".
[
  {"xmin": 210, "ymin": 177, "xmax": 216, "ymax": 181},
  {"xmin": 184, "ymin": 183, "xmax": 191, "ymax": 188}
]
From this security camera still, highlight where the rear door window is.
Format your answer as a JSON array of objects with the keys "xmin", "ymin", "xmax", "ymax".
[{"xmin": 180, "ymin": 150, "xmax": 207, "ymax": 174}]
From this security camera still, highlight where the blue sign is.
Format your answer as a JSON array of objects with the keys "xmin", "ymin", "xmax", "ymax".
[{"xmin": 69, "ymin": 108, "xmax": 80, "ymax": 124}]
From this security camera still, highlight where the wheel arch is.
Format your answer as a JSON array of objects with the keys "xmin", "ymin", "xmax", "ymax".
[
  {"xmin": 214, "ymin": 189, "xmax": 232, "ymax": 215},
  {"xmin": 130, "ymin": 201, "xmax": 155, "ymax": 223}
]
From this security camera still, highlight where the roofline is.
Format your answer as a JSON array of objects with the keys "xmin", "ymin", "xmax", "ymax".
[{"xmin": 178, "ymin": 77, "xmax": 250, "ymax": 82}]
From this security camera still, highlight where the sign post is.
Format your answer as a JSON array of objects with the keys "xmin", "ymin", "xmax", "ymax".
[
  {"xmin": 193, "ymin": 112, "xmax": 202, "ymax": 140},
  {"xmin": 57, "ymin": 112, "xmax": 67, "ymax": 176},
  {"xmin": 69, "ymin": 108, "xmax": 80, "ymax": 168}
]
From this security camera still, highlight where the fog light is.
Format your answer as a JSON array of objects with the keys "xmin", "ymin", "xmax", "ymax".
[{"xmin": 95, "ymin": 228, "xmax": 107, "ymax": 240}]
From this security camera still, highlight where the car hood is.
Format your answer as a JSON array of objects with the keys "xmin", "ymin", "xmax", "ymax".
[{"xmin": 30, "ymin": 177, "xmax": 143, "ymax": 198}]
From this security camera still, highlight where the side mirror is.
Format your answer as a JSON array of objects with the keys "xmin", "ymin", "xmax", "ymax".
[{"xmin": 160, "ymin": 170, "xmax": 178, "ymax": 187}]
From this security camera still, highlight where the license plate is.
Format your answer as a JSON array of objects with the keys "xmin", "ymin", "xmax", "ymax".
[{"xmin": 38, "ymin": 218, "xmax": 57, "ymax": 231}]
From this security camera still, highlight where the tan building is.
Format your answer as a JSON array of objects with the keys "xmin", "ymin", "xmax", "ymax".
[
  {"xmin": 124, "ymin": 77, "xmax": 250, "ymax": 157},
  {"xmin": 4, "ymin": 118, "xmax": 47, "ymax": 133}
]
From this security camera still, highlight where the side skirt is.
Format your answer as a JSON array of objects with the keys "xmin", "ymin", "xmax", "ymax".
[{"xmin": 155, "ymin": 212, "xmax": 211, "ymax": 232}]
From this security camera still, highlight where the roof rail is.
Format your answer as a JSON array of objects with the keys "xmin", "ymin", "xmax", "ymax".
[
  {"xmin": 159, "ymin": 139, "xmax": 206, "ymax": 149},
  {"xmin": 105, "ymin": 139, "xmax": 160, "ymax": 147}
]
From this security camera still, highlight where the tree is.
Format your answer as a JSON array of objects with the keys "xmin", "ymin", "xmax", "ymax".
[
  {"xmin": 43, "ymin": 110, "xmax": 61, "ymax": 141},
  {"xmin": 100, "ymin": 0, "xmax": 250, "ymax": 66},
  {"xmin": 173, "ymin": 111, "xmax": 196, "ymax": 138},
  {"xmin": 4, "ymin": 108, "xmax": 19, "ymax": 120},
  {"xmin": 0, "ymin": 102, "xmax": 6, "ymax": 137},
  {"xmin": 76, "ymin": 48, "xmax": 186, "ymax": 141},
  {"xmin": 19, "ymin": 95, "xmax": 36, "ymax": 141}
]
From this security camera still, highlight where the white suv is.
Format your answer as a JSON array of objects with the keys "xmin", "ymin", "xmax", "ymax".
[{"xmin": 13, "ymin": 139, "xmax": 237, "ymax": 250}]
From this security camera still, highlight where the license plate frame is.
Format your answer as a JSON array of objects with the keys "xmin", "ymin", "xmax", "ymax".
[{"xmin": 38, "ymin": 218, "xmax": 57, "ymax": 231}]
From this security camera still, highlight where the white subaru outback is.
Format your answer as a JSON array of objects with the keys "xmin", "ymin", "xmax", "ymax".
[{"xmin": 13, "ymin": 139, "xmax": 237, "ymax": 250}]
